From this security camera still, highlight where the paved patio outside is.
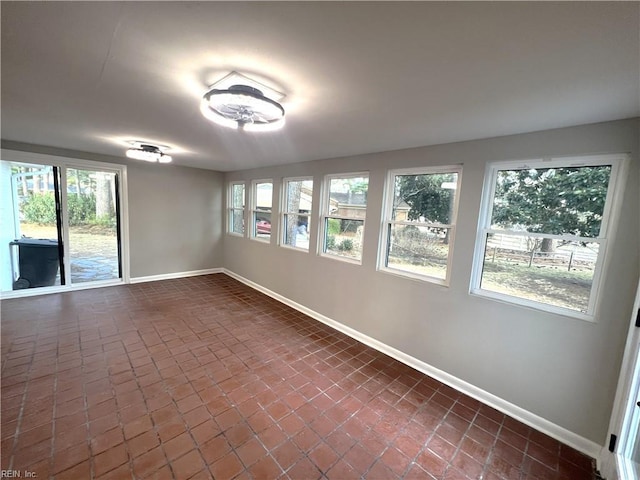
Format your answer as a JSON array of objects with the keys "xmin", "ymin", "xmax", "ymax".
[{"xmin": 17, "ymin": 224, "xmax": 119, "ymax": 285}]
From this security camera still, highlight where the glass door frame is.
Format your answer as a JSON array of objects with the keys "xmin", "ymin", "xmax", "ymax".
[
  {"xmin": 602, "ymin": 280, "xmax": 640, "ymax": 480},
  {"xmin": 0, "ymin": 148, "xmax": 130, "ymax": 298},
  {"xmin": 617, "ymin": 290, "xmax": 640, "ymax": 480}
]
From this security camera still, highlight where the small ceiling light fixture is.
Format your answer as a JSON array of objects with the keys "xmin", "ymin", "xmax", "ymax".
[
  {"xmin": 126, "ymin": 143, "xmax": 172, "ymax": 163},
  {"xmin": 200, "ymin": 72, "xmax": 286, "ymax": 131}
]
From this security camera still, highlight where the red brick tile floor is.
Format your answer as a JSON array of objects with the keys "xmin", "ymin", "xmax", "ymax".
[{"xmin": 1, "ymin": 274, "xmax": 596, "ymax": 479}]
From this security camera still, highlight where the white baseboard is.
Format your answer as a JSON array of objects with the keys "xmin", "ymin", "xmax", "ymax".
[
  {"xmin": 223, "ymin": 268, "xmax": 603, "ymax": 462},
  {"xmin": 1, "ymin": 269, "xmax": 224, "ymax": 299},
  {"xmin": 0, "ymin": 278, "xmax": 124, "ymax": 299},
  {"xmin": 130, "ymin": 268, "xmax": 223, "ymax": 284}
]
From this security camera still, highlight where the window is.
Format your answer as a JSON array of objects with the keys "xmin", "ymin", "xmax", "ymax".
[
  {"xmin": 228, "ymin": 182, "xmax": 245, "ymax": 235},
  {"xmin": 321, "ymin": 173, "xmax": 369, "ymax": 262},
  {"xmin": 251, "ymin": 180, "xmax": 273, "ymax": 241},
  {"xmin": 381, "ymin": 166, "xmax": 462, "ymax": 284},
  {"xmin": 281, "ymin": 178, "xmax": 313, "ymax": 251},
  {"xmin": 471, "ymin": 155, "xmax": 625, "ymax": 319}
]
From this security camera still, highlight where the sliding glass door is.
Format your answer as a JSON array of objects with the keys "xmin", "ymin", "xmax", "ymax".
[
  {"xmin": 66, "ymin": 168, "xmax": 121, "ymax": 284},
  {"xmin": 0, "ymin": 153, "xmax": 127, "ymax": 295}
]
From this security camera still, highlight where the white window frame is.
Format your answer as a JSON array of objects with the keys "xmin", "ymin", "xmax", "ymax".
[
  {"xmin": 280, "ymin": 176, "xmax": 313, "ymax": 252},
  {"xmin": 319, "ymin": 172, "xmax": 369, "ymax": 265},
  {"xmin": 227, "ymin": 181, "xmax": 245, "ymax": 237},
  {"xmin": 250, "ymin": 179, "xmax": 273, "ymax": 242},
  {"xmin": 379, "ymin": 165, "xmax": 462, "ymax": 286},
  {"xmin": 470, "ymin": 154, "xmax": 627, "ymax": 321}
]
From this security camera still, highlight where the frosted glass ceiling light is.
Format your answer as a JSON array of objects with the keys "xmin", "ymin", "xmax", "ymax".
[
  {"xmin": 201, "ymin": 74, "xmax": 285, "ymax": 131},
  {"xmin": 126, "ymin": 143, "xmax": 172, "ymax": 163}
]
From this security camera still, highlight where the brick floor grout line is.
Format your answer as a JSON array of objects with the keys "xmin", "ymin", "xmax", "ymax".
[{"xmin": 478, "ymin": 409, "xmax": 507, "ymax": 480}]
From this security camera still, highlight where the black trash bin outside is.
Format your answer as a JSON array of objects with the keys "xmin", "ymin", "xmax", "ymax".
[{"xmin": 10, "ymin": 238, "xmax": 60, "ymax": 289}]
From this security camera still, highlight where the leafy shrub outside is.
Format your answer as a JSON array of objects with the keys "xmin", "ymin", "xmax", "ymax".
[
  {"xmin": 67, "ymin": 194, "xmax": 97, "ymax": 225},
  {"xmin": 337, "ymin": 239, "xmax": 353, "ymax": 251},
  {"xmin": 22, "ymin": 192, "xmax": 57, "ymax": 225},
  {"xmin": 21, "ymin": 192, "xmax": 99, "ymax": 226},
  {"xmin": 327, "ymin": 218, "xmax": 341, "ymax": 236}
]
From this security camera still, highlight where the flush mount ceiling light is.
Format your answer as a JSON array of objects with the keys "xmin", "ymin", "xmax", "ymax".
[
  {"xmin": 126, "ymin": 143, "xmax": 172, "ymax": 163},
  {"xmin": 200, "ymin": 72, "xmax": 286, "ymax": 132}
]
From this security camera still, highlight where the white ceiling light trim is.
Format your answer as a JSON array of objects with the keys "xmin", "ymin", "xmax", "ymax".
[
  {"xmin": 207, "ymin": 71, "xmax": 285, "ymax": 102},
  {"xmin": 126, "ymin": 142, "xmax": 172, "ymax": 163},
  {"xmin": 201, "ymin": 72, "xmax": 286, "ymax": 131},
  {"xmin": 244, "ymin": 117, "xmax": 286, "ymax": 132}
]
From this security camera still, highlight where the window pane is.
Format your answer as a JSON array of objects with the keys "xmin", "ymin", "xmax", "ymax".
[
  {"xmin": 252, "ymin": 181, "xmax": 272, "ymax": 240},
  {"xmin": 3, "ymin": 162, "xmax": 63, "ymax": 290},
  {"xmin": 386, "ymin": 225, "xmax": 450, "ymax": 280},
  {"xmin": 286, "ymin": 180, "xmax": 313, "ymax": 214},
  {"xmin": 283, "ymin": 214, "xmax": 310, "ymax": 250},
  {"xmin": 324, "ymin": 218, "xmax": 364, "ymax": 260},
  {"xmin": 480, "ymin": 233, "xmax": 598, "ymax": 313},
  {"xmin": 230, "ymin": 209, "xmax": 244, "ymax": 234},
  {"xmin": 67, "ymin": 169, "xmax": 119, "ymax": 284},
  {"xmin": 254, "ymin": 211, "xmax": 271, "ymax": 239},
  {"xmin": 329, "ymin": 177, "xmax": 368, "ymax": 219},
  {"xmin": 232, "ymin": 184, "xmax": 244, "ymax": 209},
  {"xmin": 255, "ymin": 182, "xmax": 272, "ymax": 210},
  {"xmin": 491, "ymin": 166, "xmax": 611, "ymax": 237},
  {"xmin": 392, "ymin": 172, "xmax": 458, "ymax": 224}
]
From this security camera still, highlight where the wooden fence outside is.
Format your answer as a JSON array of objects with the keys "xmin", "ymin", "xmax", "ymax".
[{"xmin": 486, "ymin": 234, "xmax": 598, "ymax": 271}]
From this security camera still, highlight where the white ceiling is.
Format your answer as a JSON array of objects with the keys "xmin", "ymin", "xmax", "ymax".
[{"xmin": 2, "ymin": 2, "xmax": 638, "ymax": 172}]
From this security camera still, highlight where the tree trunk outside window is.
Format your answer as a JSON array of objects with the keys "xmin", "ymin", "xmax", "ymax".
[{"xmin": 95, "ymin": 172, "xmax": 113, "ymax": 219}]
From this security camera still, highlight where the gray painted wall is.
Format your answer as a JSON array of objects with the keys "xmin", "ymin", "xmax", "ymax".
[
  {"xmin": 222, "ymin": 119, "xmax": 640, "ymax": 444},
  {"xmin": 127, "ymin": 161, "xmax": 223, "ymax": 278},
  {"xmin": 0, "ymin": 141, "xmax": 224, "ymax": 279}
]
